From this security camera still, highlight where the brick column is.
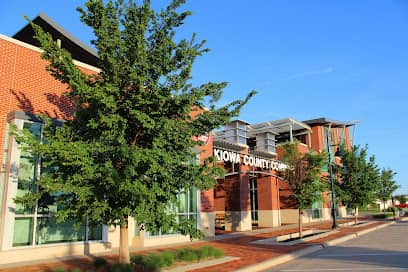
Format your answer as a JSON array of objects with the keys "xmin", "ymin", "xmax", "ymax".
[
  {"xmin": 224, "ymin": 165, "xmax": 252, "ymax": 232},
  {"xmin": 257, "ymin": 175, "xmax": 281, "ymax": 227},
  {"xmin": 200, "ymin": 189, "xmax": 215, "ymax": 236}
]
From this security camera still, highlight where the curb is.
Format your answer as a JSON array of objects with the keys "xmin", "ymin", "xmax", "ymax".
[
  {"xmin": 323, "ymin": 233, "xmax": 356, "ymax": 247},
  {"xmin": 236, "ymin": 220, "xmax": 396, "ymax": 272},
  {"xmin": 163, "ymin": 256, "xmax": 240, "ymax": 272},
  {"xmin": 235, "ymin": 245, "xmax": 323, "ymax": 272}
]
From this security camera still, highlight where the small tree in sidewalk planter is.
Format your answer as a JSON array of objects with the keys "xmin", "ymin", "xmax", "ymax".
[
  {"xmin": 376, "ymin": 168, "xmax": 399, "ymax": 214},
  {"xmin": 14, "ymin": 0, "xmax": 255, "ymax": 264},
  {"xmin": 338, "ymin": 145, "xmax": 380, "ymax": 225},
  {"xmin": 279, "ymin": 141, "xmax": 327, "ymax": 238}
]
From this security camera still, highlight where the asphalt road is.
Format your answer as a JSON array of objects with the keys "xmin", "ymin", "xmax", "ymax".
[{"xmin": 266, "ymin": 221, "xmax": 408, "ymax": 272}]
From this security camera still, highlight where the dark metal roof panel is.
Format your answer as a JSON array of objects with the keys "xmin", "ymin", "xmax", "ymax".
[
  {"xmin": 303, "ymin": 117, "xmax": 358, "ymax": 127},
  {"xmin": 12, "ymin": 13, "xmax": 99, "ymax": 67}
]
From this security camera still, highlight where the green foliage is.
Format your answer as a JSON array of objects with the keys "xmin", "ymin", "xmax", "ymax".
[
  {"xmin": 376, "ymin": 168, "xmax": 399, "ymax": 204},
  {"xmin": 386, "ymin": 207, "xmax": 397, "ymax": 212},
  {"xmin": 158, "ymin": 251, "xmax": 175, "ymax": 267},
  {"xmin": 16, "ymin": 0, "xmax": 255, "ymax": 243},
  {"xmin": 337, "ymin": 145, "xmax": 380, "ymax": 210},
  {"xmin": 108, "ymin": 263, "xmax": 134, "ymax": 272},
  {"xmin": 397, "ymin": 195, "xmax": 407, "ymax": 204},
  {"xmin": 197, "ymin": 245, "xmax": 213, "ymax": 259},
  {"xmin": 279, "ymin": 141, "xmax": 328, "ymax": 211},
  {"xmin": 130, "ymin": 246, "xmax": 224, "ymax": 270},
  {"xmin": 130, "ymin": 254, "xmax": 144, "ymax": 264},
  {"xmin": 92, "ymin": 256, "xmax": 108, "ymax": 269},
  {"xmin": 143, "ymin": 253, "xmax": 166, "ymax": 271},
  {"xmin": 372, "ymin": 213, "xmax": 393, "ymax": 219},
  {"xmin": 211, "ymin": 247, "xmax": 224, "ymax": 258},
  {"xmin": 175, "ymin": 247, "xmax": 197, "ymax": 261}
]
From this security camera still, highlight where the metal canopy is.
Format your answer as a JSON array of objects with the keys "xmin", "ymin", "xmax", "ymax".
[
  {"xmin": 247, "ymin": 117, "xmax": 311, "ymax": 135},
  {"xmin": 303, "ymin": 117, "xmax": 359, "ymax": 128}
]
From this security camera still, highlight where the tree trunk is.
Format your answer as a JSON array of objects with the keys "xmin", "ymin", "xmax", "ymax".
[
  {"xmin": 383, "ymin": 201, "xmax": 386, "ymax": 214},
  {"xmin": 298, "ymin": 209, "xmax": 303, "ymax": 238},
  {"xmin": 119, "ymin": 219, "xmax": 130, "ymax": 264},
  {"xmin": 354, "ymin": 207, "xmax": 358, "ymax": 225}
]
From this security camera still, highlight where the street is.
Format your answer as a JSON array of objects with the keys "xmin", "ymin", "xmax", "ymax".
[{"xmin": 266, "ymin": 221, "xmax": 408, "ymax": 272}]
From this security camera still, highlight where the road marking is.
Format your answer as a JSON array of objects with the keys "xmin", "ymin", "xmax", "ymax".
[
  {"xmin": 318, "ymin": 253, "xmax": 408, "ymax": 257},
  {"xmin": 281, "ymin": 268, "xmax": 408, "ymax": 271}
]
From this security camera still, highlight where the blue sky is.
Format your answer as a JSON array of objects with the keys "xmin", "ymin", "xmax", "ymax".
[{"xmin": 1, "ymin": 1, "xmax": 408, "ymax": 195}]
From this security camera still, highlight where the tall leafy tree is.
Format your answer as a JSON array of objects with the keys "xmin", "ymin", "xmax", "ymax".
[
  {"xmin": 279, "ymin": 142, "xmax": 327, "ymax": 238},
  {"xmin": 339, "ymin": 145, "xmax": 380, "ymax": 224},
  {"xmin": 396, "ymin": 195, "xmax": 407, "ymax": 205},
  {"xmin": 376, "ymin": 168, "xmax": 398, "ymax": 213},
  {"xmin": 15, "ymin": 0, "xmax": 255, "ymax": 263}
]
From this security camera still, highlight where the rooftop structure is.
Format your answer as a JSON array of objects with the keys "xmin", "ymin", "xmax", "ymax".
[{"xmin": 13, "ymin": 13, "xmax": 99, "ymax": 67}]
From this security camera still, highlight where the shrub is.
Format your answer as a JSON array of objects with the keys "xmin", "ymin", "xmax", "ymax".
[
  {"xmin": 175, "ymin": 247, "xmax": 198, "ymax": 262},
  {"xmin": 92, "ymin": 257, "xmax": 108, "ymax": 269},
  {"xmin": 130, "ymin": 254, "xmax": 144, "ymax": 264},
  {"xmin": 197, "ymin": 246, "xmax": 211, "ymax": 260},
  {"xmin": 108, "ymin": 263, "xmax": 134, "ymax": 272},
  {"xmin": 143, "ymin": 254, "xmax": 163, "ymax": 272},
  {"xmin": 196, "ymin": 246, "xmax": 224, "ymax": 259},
  {"xmin": 130, "ymin": 252, "xmax": 174, "ymax": 271},
  {"xmin": 159, "ymin": 251, "xmax": 174, "ymax": 267},
  {"xmin": 373, "ymin": 213, "xmax": 393, "ymax": 219},
  {"xmin": 212, "ymin": 248, "xmax": 224, "ymax": 258},
  {"xmin": 129, "ymin": 246, "xmax": 224, "ymax": 271}
]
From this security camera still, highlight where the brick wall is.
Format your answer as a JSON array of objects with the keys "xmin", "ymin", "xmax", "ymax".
[{"xmin": 0, "ymin": 35, "xmax": 98, "ymax": 174}]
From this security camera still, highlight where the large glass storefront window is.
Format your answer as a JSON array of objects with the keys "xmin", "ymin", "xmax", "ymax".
[
  {"xmin": 146, "ymin": 187, "xmax": 198, "ymax": 237},
  {"xmin": 12, "ymin": 121, "xmax": 102, "ymax": 247}
]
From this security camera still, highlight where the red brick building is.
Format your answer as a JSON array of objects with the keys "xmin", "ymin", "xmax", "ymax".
[
  {"xmin": 0, "ymin": 14, "xmax": 356, "ymax": 265},
  {"xmin": 211, "ymin": 118, "xmax": 356, "ymax": 231}
]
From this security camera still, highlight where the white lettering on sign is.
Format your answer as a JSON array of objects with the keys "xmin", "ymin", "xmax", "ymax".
[{"xmin": 213, "ymin": 148, "xmax": 287, "ymax": 171}]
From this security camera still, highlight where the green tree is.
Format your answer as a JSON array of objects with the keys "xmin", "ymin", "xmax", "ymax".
[
  {"xmin": 376, "ymin": 168, "xmax": 398, "ymax": 213},
  {"xmin": 279, "ymin": 142, "xmax": 327, "ymax": 238},
  {"xmin": 15, "ymin": 0, "xmax": 255, "ymax": 263},
  {"xmin": 396, "ymin": 195, "xmax": 407, "ymax": 205},
  {"xmin": 338, "ymin": 145, "xmax": 380, "ymax": 224}
]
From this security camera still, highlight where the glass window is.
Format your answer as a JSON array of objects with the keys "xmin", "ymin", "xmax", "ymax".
[
  {"xmin": 311, "ymin": 200, "xmax": 323, "ymax": 219},
  {"xmin": 12, "ymin": 120, "xmax": 102, "ymax": 247},
  {"xmin": 36, "ymin": 217, "xmax": 86, "ymax": 245},
  {"xmin": 147, "ymin": 187, "xmax": 198, "ymax": 237},
  {"xmin": 0, "ymin": 124, "xmax": 10, "ymax": 226},
  {"xmin": 13, "ymin": 217, "xmax": 34, "ymax": 246}
]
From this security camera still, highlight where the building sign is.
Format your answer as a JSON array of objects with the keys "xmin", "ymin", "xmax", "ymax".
[
  {"xmin": 193, "ymin": 133, "xmax": 210, "ymax": 145},
  {"xmin": 213, "ymin": 148, "xmax": 287, "ymax": 171}
]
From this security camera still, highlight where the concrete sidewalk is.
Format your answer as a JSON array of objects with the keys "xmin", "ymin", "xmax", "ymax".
[{"xmin": 0, "ymin": 217, "xmax": 404, "ymax": 272}]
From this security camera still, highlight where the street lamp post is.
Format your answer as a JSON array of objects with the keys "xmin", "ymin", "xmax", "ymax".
[
  {"xmin": 326, "ymin": 130, "xmax": 337, "ymax": 229},
  {"xmin": 391, "ymin": 196, "xmax": 396, "ymax": 221}
]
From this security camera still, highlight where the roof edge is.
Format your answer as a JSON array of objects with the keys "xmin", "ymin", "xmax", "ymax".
[{"xmin": 0, "ymin": 34, "xmax": 100, "ymax": 73}]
